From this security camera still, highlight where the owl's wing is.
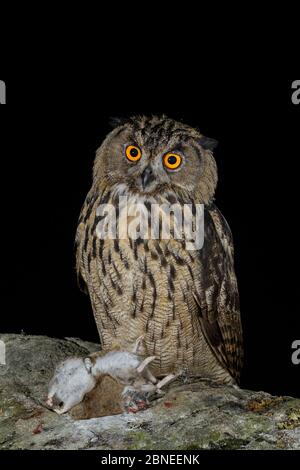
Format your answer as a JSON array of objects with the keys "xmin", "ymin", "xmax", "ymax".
[
  {"xmin": 75, "ymin": 188, "xmax": 99, "ymax": 295},
  {"xmin": 75, "ymin": 185, "xmax": 110, "ymax": 295},
  {"xmin": 75, "ymin": 222, "xmax": 89, "ymax": 294},
  {"xmin": 194, "ymin": 204, "xmax": 243, "ymax": 383}
]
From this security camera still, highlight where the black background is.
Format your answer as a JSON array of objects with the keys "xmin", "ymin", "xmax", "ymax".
[{"xmin": 0, "ymin": 76, "xmax": 299, "ymax": 398}]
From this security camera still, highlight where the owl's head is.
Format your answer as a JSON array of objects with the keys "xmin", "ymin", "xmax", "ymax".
[{"xmin": 93, "ymin": 116, "xmax": 218, "ymax": 204}]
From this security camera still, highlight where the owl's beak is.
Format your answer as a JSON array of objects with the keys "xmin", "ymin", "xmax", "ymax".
[{"xmin": 141, "ymin": 166, "xmax": 155, "ymax": 190}]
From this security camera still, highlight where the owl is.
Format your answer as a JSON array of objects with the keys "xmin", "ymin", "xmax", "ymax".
[{"xmin": 75, "ymin": 115, "xmax": 243, "ymax": 385}]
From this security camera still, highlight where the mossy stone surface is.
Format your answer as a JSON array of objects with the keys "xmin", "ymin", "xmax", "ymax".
[{"xmin": 0, "ymin": 334, "xmax": 300, "ymax": 450}]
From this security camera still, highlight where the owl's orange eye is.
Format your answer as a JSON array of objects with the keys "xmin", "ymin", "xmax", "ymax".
[
  {"xmin": 163, "ymin": 153, "xmax": 182, "ymax": 170},
  {"xmin": 125, "ymin": 145, "xmax": 142, "ymax": 162}
]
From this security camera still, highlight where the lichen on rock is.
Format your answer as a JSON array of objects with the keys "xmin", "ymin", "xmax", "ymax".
[{"xmin": 0, "ymin": 334, "xmax": 300, "ymax": 450}]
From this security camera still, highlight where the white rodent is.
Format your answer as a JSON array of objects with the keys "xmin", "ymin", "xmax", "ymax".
[{"xmin": 46, "ymin": 340, "xmax": 176, "ymax": 415}]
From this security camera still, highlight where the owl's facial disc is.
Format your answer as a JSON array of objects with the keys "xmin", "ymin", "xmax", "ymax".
[{"xmin": 96, "ymin": 117, "xmax": 218, "ymax": 203}]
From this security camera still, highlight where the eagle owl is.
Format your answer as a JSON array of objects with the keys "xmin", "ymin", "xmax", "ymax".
[{"xmin": 76, "ymin": 116, "xmax": 243, "ymax": 384}]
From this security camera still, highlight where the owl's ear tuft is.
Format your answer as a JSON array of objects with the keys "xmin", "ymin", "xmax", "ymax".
[
  {"xmin": 198, "ymin": 136, "xmax": 219, "ymax": 151},
  {"xmin": 109, "ymin": 116, "xmax": 130, "ymax": 129}
]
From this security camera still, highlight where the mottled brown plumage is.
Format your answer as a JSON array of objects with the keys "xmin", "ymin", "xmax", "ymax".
[{"xmin": 75, "ymin": 115, "xmax": 243, "ymax": 384}]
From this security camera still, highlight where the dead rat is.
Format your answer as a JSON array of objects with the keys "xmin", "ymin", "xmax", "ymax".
[{"xmin": 46, "ymin": 338, "xmax": 177, "ymax": 416}]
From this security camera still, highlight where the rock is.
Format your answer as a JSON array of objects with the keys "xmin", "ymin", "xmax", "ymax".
[{"xmin": 0, "ymin": 333, "xmax": 300, "ymax": 450}]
